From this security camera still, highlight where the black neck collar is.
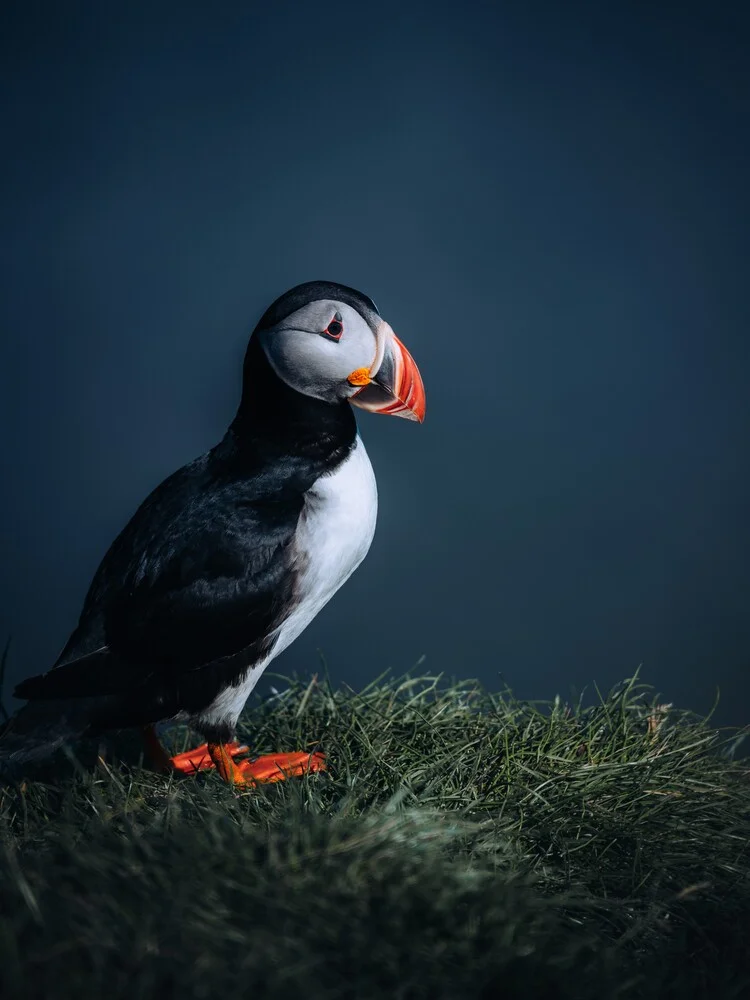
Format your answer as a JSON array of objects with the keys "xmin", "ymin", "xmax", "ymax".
[{"xmin": 225, "ymin": 336, "xmax": 357, "ymax": 483}]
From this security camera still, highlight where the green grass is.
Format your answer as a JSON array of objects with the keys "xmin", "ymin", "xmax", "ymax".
[{"xmin": 1, "ymin": 671, "xmax": 749, "ymax": 999}]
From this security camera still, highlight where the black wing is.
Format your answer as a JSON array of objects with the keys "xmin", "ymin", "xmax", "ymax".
[{"xmin": 15, "ymin": 463, "xmax": 303, "ymax": 711}]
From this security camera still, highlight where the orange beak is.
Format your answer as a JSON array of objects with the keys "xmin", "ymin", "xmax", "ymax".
[{"xmin": 350, "ymin": 324, "xmax": 426, "ymax": 423}]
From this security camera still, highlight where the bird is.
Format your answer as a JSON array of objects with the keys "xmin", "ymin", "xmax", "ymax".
[{"xmin": 1, "ymin": 280, "xmax": 425, "ymax": 787}]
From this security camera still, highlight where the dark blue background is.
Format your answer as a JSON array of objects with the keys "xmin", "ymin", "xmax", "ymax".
[{"xmin": 1, "ymin": 2, "xmax": 748, "ymax": 725}]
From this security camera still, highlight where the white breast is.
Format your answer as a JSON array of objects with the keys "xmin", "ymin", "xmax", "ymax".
[
  {"xmin": 272, "ymin": 434, "xmax": 378, "ymax": 657},
  {"xmin": 196, "ymin": 436, "xmax": 377, "ymax": 731}
]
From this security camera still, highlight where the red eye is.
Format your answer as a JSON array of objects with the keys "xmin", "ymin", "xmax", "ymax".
[{"xmin": 322, "ymin": 311, "xmax": 344, "ymax": 341}]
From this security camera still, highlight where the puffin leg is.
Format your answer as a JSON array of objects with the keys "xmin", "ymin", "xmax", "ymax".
[
  {"xmin": 141, "ymin": 725, "xmax": 174, "ymax": 772},
  {"xmin": 207, "ymin": 743, "xmax": 326, "ymax": 787},
  {"xmin": 141, "ymin": 726, "xmax": 247, "ymax": 774}
]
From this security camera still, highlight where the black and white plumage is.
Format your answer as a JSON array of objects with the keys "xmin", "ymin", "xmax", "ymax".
[{"xmin": 1, "ymin": 281, "xmax": 425, "ymax": 783}]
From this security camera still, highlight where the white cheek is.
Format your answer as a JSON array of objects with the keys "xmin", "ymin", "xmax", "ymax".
[
  {"xmin": 262, "ymin": 332, "xmax": 334, "ymax": 399},
  {"xmin": 259, "ymin": 319, "xmax": 377, "ymax": 401}
]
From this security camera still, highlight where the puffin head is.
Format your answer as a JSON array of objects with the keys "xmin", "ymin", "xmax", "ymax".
[{"xmin": 251, "ymin": 280, "xmax": 426, "ymax": 422}]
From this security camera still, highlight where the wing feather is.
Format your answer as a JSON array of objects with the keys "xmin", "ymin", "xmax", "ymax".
[{"xmin": 15, "ymin": 468, "xmax": 303, "ymax": 704}]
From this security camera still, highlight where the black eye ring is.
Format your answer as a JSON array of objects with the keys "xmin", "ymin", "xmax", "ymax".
[{"xmin": 321, "ymin": 311, "xmax": 344, "ymax": 341}]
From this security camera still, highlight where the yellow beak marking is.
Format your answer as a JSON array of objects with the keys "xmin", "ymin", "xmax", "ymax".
[{"xmin": 347, "ymin": 367, "xmax": 372, "ymax": 387}]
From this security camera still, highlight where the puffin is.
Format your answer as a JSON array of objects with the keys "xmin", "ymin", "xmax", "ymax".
[{"xmin": 1, "ymin": 281, "xmax": 425, "ymax": 786}]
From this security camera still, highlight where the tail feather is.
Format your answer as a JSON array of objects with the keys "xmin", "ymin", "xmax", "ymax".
[
  {"xmin": 13, "ymin": 647, "xmax": 118, "ymax": 701},
  {"xmin": 0, "ymin": 700, "xmax": 95, "ymax": 770}
]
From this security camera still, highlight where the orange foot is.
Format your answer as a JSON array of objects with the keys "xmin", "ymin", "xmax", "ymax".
[
  {"xmin": 141, "ymin": 727, "xmax": 324, "ymax": 786},
  {"xmin": 168, "ymin": 741, "xmax": 249, "ymax": 774},
  {"xmin": 141, "ymin": 726, "xmax": 247, "ymax": 774},
  {"xmin": 208, "ymin": 744, "xmax": 326, "ymax": 787},
  {"xmin": 141, "ymin": 726, "xmax": 249, "ymax": 775}
]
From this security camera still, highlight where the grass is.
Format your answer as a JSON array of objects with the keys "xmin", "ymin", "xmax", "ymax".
[{"xmin": 1, "ymin": 670, "xmax": 749, "ymax": 999}]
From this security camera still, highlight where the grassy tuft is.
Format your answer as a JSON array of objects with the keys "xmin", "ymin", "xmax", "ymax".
[{"xmin": 1, "ymin": 672, "xmax": 749, "ymax": 999}]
